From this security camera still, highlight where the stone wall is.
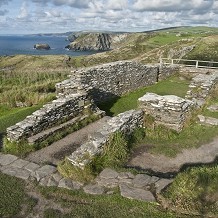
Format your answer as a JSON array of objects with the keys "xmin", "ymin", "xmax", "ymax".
[
  {"xmin": 138, "ymin": 93, "xmax": 194, "ymax": 132},
  {"xmin": 7, "ymin": 92, "xmax": 97, "ymax": 142},
  {"xmin": 158, "ymin": 64, "xmax": 180, "ymax": 81},
  {"xmin": 68, "ymin": 110, "xmax": 144, "ymax": 168},
  {"xmin": 185, "ymin": 73, "xmax": 218, "ymax": 106},
  {"xmin": 56, "ymin": 61, "xmax": 179, "ymax": 102}
]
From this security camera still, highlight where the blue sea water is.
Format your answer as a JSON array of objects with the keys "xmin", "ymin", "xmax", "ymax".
[{"xmin": 0, "ymin": 35, "xmax": 97, "ymax": 56}]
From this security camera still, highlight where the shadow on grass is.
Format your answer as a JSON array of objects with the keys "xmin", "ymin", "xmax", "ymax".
[{"xmin": 96, "ymin": 96, "xmax": 120, "ymax": 116}]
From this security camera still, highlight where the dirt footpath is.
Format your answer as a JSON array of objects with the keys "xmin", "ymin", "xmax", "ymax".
[
  {"xmin": 128, "ymin": 137, "xmax": 218, "ymax": 175},
  {"xmin": 26, "ymin": 117, "xmax": 110, "ymax": 165}
]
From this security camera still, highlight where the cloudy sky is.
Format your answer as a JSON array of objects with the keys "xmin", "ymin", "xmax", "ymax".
[{"xmin": 0, "ymin": 0, "xmax": 217, "ymax": 34}]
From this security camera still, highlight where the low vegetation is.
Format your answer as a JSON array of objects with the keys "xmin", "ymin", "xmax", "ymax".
[
  {"xmin": 0, "ymin": 172, "xmax": 37, "ymax": 217},
  {"xmin": 164, "ymin": 165, "xmax": 218, "ymax": 217}
]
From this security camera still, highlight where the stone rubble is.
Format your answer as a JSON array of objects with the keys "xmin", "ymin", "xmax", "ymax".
[
  {"xmin": 138, "ymin": 92, "xmax": 194, "ymax": 132},
  {"xmin": 0, "ymin": 153, "xmax": 173, "ymax": 202},
  {"xmin": 67, "ymin": 110, "xmax": 144, "ymax": 168}
]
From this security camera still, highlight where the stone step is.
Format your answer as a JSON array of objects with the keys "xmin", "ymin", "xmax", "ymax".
[
  {"xmin": 27, "ymin": 115, "xmax": 87, "ymax": 145},
  {"xmin": 28, "ymin": 110, "xmax": 105, "ymax": 145}
]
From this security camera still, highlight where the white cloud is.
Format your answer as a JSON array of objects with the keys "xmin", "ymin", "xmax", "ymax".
[
  {"xmin": 133, "ymin": 0, "xmax": 213, "ymax": 12},
  {"xmin": 17, "ymin": 1, "xmax": 29, "ymax": 19},
  {"xmin": 0, "ymin": 0, "xmax": 217, "ymax": 34}
]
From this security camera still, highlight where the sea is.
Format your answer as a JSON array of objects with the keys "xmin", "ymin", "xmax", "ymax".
[{"xmin": 0, "ymin": 35, "xmax": 97, "ymax": 56}]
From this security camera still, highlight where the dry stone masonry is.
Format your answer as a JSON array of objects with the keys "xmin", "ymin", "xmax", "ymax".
[
  {"xmin": 7, "ymin": 60, "xmax": 178, "ymax": 144},
  {"xmin": 56, "ymin": 61, "xmax": 179, "ymax": 102},
  {"xmin": 138, "ymin": 93, "xmax": 194, "ymax": 132},
  {"xmin": 185, "ymin": 73, "xmax": 218, "ymax": 106},
  {"xmin": 68, "ymin": 110, "xmax": 143, "ymax": 168},
  {"xmin": 7, "ymin": 91, "xmax": 101, "ymax": 142}
]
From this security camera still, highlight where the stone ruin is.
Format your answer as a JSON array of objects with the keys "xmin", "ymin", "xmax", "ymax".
[
  {"xmin": 186, "ymin": 73, "xmax": 218, "ymax": 106},
  {"xmin": 6, "ymin": 60, "xmax": 218, "ymax": 172},
  {"xmin": 138, "ymin": 93, "xmax": 194, "ymax": 132},
  {"xmin": 68, "ymin": 110, "xmax": 143, "ymax": 168},
  {"xmin": 6, "ymin": 60, "xmax": 178, "ymax": 144}
]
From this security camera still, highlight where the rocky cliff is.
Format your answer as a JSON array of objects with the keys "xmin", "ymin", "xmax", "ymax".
[{"xmin": 65, "ymin": 33, "xmax": 127, "ymax": 51}]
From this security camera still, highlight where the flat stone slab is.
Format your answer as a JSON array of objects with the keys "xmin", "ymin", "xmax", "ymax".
[
  {"xmin": 10, "ymin": 159, "xmax": 30, "ymax": 168},
  {"xmin": 2, "ymin": 166, "xmax": 30, "ymax": 180},
  {"xmin": 119, "ymin": 184, "xmax": 156, "ymax": 202},
  {"xmin": 155, "ymin": 179, "xmax": 173, "ymax": 194},
  {"xmin": 0, "ymin": 154, "xmax": 18, "ymax": 166},
  {"xmin": 58, "ymin": 178, "xmax": 83, "ymax": 190},
  {"xmin": 96, "ymin": 178, "xmax": 119, "ymax": 188},
  {"xmin": 198, "ymin": 115, "xmax": 218, "ymax": 126},
  {"xmin": 24, "ymin": 162, "xmax": 40, "ymax": 173},
  {"xmin": 99, "ymin": 168, "xmax": 119, "ymax": 179},
  {"xmin": 83, "ymin": 184, "xmax": 105, "ymax": 195},
  {"xmin": 207, "ymin": 104, "xmax": 218, "ymax": 112},
  {"xmin": 132, "ymin": 174, "xmax": 152, "ymax": 188},
  {"xmin": 34, "ymin": 165, "xmax": 57, "ymax": 181}
]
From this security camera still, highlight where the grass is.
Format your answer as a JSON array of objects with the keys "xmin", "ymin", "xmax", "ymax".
[
  {"xmin": 98, "ymin": 75, "xmax": 190, "ymax": 116},
  {"xmin": 163, "ymin": 165, "xmax": 218, "ymax": 217},
  {"xmin": 0, "ymin": 172, "xmax": 36, "ymax": 217},
  {"xmin": 144, "ymin": 123, "xmax": 218, "ymax": 157},
  {"xmin": 39, "ymin": 186, "xmax": 175, "ymax": 218}
]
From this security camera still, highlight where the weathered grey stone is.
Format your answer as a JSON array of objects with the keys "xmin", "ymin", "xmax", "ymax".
[
  {"xmin": 118, "ymin": 172, "xmax": 135, "ymax": 179},
  {"xmin": 58, "ymin": 178, "xmax": 83, "ymax": 190},
  {"xmin": 155, "ymin": 179, "xmax": 173, "ymax": 194},
  {"xmin": 34, "ymin": 165, "xmax": 57, "ymax": 181},
  {"xmin": 2, "ymin": 166, "xmax": 30, "ymax": 180},
  {"xmin": 139, "ymin": 93, "xmax": 194, "ymax": 132},
  {"xmin": 47, "ymin": 177, "xmax": 59, "ymax": 187},
  {"xmin": 207, "ymin": 104, "xmax": 218, "ymax": 112},
  {"xmin": 132, "ymin": 174, "xmax": 152, "ymax": 188},
  {"xmin": 39, "ymin": 177, "xmax": 49, "ymax": 186},
  {"xmin": 68, "ymin": 110, "xmax": 144, "ymax": 169},
  {"xmin": 96, "ymin": 178, "xmax": 119, "ymax": 188},
  {"xmin": 198, "ymin": 115, "xmax": 218, "ymax": 126},
  {"xmin": 24, "ymin": 162, "xmax": 40, "ymax": 173},
  {"xmin": 185, "ymin": 73, "xmax": 218, "ymax": 106},
  {"xmin": 119, "ymin": 184, "xmax": 156, "ymax": 202},
  {"xmin": 10, "ymin": 159, "xmax": 30, "ymax": 168},
  {"xmin": 99, "ymin": 168, "xmax": 119, "ymax": 179},
  {"xmin": 83, "ymin": 184, "xmax": 105, "ymax": 195},
  {"xmin": 0, "ymin": 154, "xmax": 18, "ymax": 166},
  {"xmin": 150, "ymin": 176, "xmax": 160, "ymax": 183}
]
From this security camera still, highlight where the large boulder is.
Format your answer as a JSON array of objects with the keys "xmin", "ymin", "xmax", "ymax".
[{"xmin": 34, "ymin": 43, "xmax": 50, "ymax": 50}]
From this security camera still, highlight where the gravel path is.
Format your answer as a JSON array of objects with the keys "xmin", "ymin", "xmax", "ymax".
[
  {"xmin": 128, "ymin": 137, "xmax": 218, "ymax": 175},
  {"xmin": 26, "ymin": 117, "xmax": 111, "ymax": 165}
]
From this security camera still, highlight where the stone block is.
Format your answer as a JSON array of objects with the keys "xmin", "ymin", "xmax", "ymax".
[
  {"xmin": 2, "ymin": 166, "xmax": 30, "ymax": 180},
  {"xmin": 0, "ymin": 154, "xmax": 18, "ymax": 166},
  {"xmin": 132, "ymin": 174, "xmax": 152, "ymax": 188},
  {"xmin": 34, "ymin": 165, "xmax": 57, "ymax": 181},
  {"xmin": 119, "ymin": 184, "xmax": 156, "ymax": 202},
  {"xmin": 25, "ymin": 162, "xmax": 40, "ymax": 173},
  {"xmin": 10, "ymin": 159, "xmax": 30, "ymax": 168},
  {"xmin": 155, "ymin": 179, "xmax": 173, "ymax": 194},
  {"xmin": 83, "ymin": 184, "xmax": 105, "ymax": 195}
]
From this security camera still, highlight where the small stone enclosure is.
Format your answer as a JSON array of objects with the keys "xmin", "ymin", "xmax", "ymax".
[
  {"xmin": 8, "ymin": 60, "xmax": 217, "ymax": 171},
  {"xmin": 6, "ymin": 61, "xmax": 179, "ymax": 143}
]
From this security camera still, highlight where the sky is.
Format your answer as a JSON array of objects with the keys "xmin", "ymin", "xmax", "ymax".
[{"xmin": 0, "ymin": 0, "xmax": 218, "ymax": 34}]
